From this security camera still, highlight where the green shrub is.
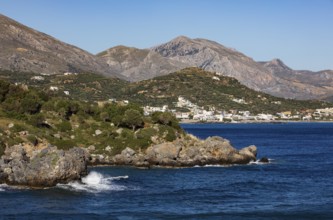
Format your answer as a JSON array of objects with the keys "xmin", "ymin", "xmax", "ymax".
[
  {"xmin": 136, "ymin": 127, "xmax": 157, "ymax": 139},
  {"xmin": 7, "ymin": 137, "xmax": 23, "ymax": 146},
  {"xmin": 56, "ymin": 121, "xmax": 72, "ymax": 132},
  {"xmin": 52, "ymin": 139, "xmax": 76, "ymax": 150},
  {"xmin": 120, "ymin": 129, "xmax": 134, "ymax": 139},
  {"xmin": 135, "ymin": 127, "xmax": 157, "ymax": 149},
  {"xmin": 0, "ymin": 140, "xmax": 6, "ymax": 156},
  {"xmin": 159, "ymin": 125, "xmax": 177, "ymax": 142},
  {"xmin": 29, "ymin": 113, "xmax": 45, "ymax": 127},
  {"xmin": 27, "ymin": 135, "xmax": 38, "ymax": 146},
  {"xmin": 11, "ymin": 124, "xmax": 26, "ymax": 132}
]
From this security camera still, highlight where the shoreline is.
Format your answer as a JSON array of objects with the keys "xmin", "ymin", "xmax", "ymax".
[{"xmin": 180, "ymin": 119, "xmax": 333, "ymax": 124}]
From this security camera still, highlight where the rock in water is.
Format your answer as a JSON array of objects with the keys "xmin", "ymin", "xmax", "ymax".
[
  {"xmin": 259, "ymin": 157, "xmax": 269, "ymax": 163},
  {"xmin": 0, "ymin": 145, "xmax": 89, "ymax": 187},
  {"xmin": 105, "ymin": 135, "xmax": 258, "ymax": 167}
]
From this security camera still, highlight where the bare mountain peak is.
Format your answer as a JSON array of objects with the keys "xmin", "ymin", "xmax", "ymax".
[
  {"xmin": 171, "ymin": 35, "xmax": 193, "ymax": 43},
  {"xmin": 265, "ymin": 58, "xmax": 292, "ymax": 71}
]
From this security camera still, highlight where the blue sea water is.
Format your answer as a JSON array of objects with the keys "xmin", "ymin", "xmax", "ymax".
[{"xmin": 1, "ymin": 122, "xmax": 333, "ymax": 219}]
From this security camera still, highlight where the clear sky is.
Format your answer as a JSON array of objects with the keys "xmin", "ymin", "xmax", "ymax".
[{"xmin": 0, "ymin": 0, "xmax": 332, "ymax": 71}]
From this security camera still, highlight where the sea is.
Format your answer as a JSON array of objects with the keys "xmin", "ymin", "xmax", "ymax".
[{"xmin": 0, "ymin": 122, "xmax": 333, "ymax": 219}]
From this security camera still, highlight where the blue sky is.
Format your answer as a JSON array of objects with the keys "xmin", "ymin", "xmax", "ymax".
[{"xmin": 1, "ymin": 0, "xmax": 332, "ymax": 71}]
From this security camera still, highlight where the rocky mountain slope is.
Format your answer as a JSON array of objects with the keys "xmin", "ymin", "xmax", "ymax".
[
  {"xmin": 151, "ymin": 36, "xmax": 333, "ymax": 100},
  {"xmin": 0, "ymin": 14, "xmax": 121, "ymax": 78},
  {"xmin": 100, "ymin": 36, "xmax": 333, "ymax": 100},
  {"xmin": 260, "ymin": 59, "xmax": 333, "ymax": 96},
  {"xmin": 98, "ymin": 45, "xmax": 187, "ymax": 81}
]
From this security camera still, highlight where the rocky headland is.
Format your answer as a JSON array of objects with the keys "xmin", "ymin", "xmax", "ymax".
[
  {"xmin": 0, "ymin": 134, "xmax": 258, "ymax": 187},
  {"xmin": 90, "ymin": 135, "xmax": 257, "ymax": 167}
]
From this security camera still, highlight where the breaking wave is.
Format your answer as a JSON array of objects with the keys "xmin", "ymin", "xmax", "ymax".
[
  {"xmin": 57, "ymin": 171, "xmax": 129, "ymax": 193},
  {"xmin": 249, "ymin": 158, "xmax": 273, "ymax": 165},
  {"xmin": 0, "ymin": 184, "xmax": 6, "ymax": 191}
]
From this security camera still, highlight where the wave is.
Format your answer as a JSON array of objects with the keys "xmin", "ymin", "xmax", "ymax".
[
  {"xmin": 0, "ymin": 184, "xmax": 6, "ymax": 191},
  {"xmin": 57, "ymin": 171, "xmax": 129, "ymax": 193},
  {"xmin": 194, "ymin": 164, "xmax": 231, "ymax": 168},
  {"xmin": 249, "ymin": 158, "xmax": 273, "ymax": 165},
  {"xmin": 193, "ymin": 159, "xmax": 273, "ymax": 168}
]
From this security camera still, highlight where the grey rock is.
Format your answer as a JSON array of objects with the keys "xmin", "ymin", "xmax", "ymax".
[
  {"xmin": 0, "ymin": 145, "xmax": 89, "ymax": 187},
  {"xmin": 87, "ymin": 145, "xmax": 95, "ymax": 152},
  {"xmin": 105, "ymin": 146, "xmax": 112, "ymax": 152},
  {"xmin": 107, "ymin": 135, "xmax": 257, "ymax": 167},
  {"xmin": 146, "ymin": 142, "xmax": 182, "ymax": 165},
  {"xmin": 113, "ymin": 147, "xmax": 137, "ymax": 165},
  {"xmin": 95, "ymin": 129, "xmax": 102, "ymax": 136},
  {"xmin": 259, "ymin": 157, "xmax": 269, "ymax": 163}
]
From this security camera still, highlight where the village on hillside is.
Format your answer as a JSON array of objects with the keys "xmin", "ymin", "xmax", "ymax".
[
  {"xmin": 15, "ymin": 71, "xmax": 333, "ymax": 123},
  {"xmin": 143, "ymin": 96, "xmax": 333, "ymax": 123}
]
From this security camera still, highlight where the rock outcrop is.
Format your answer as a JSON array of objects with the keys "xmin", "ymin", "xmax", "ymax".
[
  {"xmin": 90, "ymin": 135, "xmax": 257, "ymax": 167},
  {"xmin": 0, "ymin": 145, "xmax": 89, "ymax": 187}
]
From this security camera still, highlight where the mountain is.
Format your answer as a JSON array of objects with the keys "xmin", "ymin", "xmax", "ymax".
[
  {"xmin": 151, "ymin": 36, "xmax": 277, "ymax": 91},
  {"xmin": 1, "ymin": 14, "xmax": 332, "ymax": 101},
  {"xmin": 0, "ymin": 14, "xmax": 121, "ymax": 78},
  {"xmin": 97, "ymin": 45, "xmax": 187, "ymax": 81},
  {"xmin": 261, "ymin": 59, "xmax": 333, "ymax": 91},
  {"xmin": 100, "ymin": 36, "xmax": 333, "ymax": 100},
  {"xmin": 260, "ymin": 59, "xmax": 333, "ymax": 100}
]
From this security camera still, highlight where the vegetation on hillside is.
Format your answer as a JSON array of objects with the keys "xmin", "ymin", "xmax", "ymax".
[
  {"xmin": 1, "ymin": 68, "xmax": 332, "ymax": 115},
  {"xmin": 124, "ymin": 68, "xmax": 333, "ymax": 114},
  {"xmin": 0, "ymin": 79, "xmax": 182, "ymax": 156}
]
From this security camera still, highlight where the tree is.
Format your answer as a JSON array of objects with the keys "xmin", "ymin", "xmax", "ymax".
[
  {"xmin": 0, "ymin": 80, "xmax": 10, "ymax": 102},
  {"xmin": 151, "ymin": 112, "xmax": 180, "ymax": 129},
  {"xmin": 121, "ymin": 109, "xmax": 144, "ymax": 130},
  {"xmin": 29, "ymin": 113, "xmax": 45, "ymax": 127},
  {"xmin": 20, "ymin": 94, "xmax": 42, "ymax": 114}
]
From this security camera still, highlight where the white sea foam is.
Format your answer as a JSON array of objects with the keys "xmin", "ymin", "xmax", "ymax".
[
  {"xmin": 193, "ymin": 164, "xmax": 231, "ymax": 168},
  {"xmin": 249, "ymin": 158, "xmax": 273, "ymax": 165},
  {"xmin": 0, "ymin": 184, "xmax": 10, "ymax": 191},
  {"xmin": 57, "ymin": 171, "xmax": 129, "ymax": 193}
]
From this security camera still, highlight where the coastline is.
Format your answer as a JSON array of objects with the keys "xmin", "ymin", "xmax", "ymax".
[{"xmin": 179, "ymin": 119, "xmax": 333, "ymax": 124}]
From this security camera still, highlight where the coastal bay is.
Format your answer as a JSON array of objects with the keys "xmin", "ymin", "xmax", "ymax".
[{"xmin": 1, "ymin": 123, "xmax": 332, "ymax": 219}]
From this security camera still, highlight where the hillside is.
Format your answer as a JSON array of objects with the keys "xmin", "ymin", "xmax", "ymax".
[
  {"xmin": 0, "ymin": 69, "xmax": 128, "ymax": 102},
  {"xmin": 122, "ymin": 67, "xmax": 332, "ymax": 114},
  {"xmin": 0, "ymin": 79, "xmax": 182, "ymax": 157},
  {"xmin": 0, "ymin": 14, "xmax": 121, "ymax": 78},
  {"xmin": 260, "ymin": 59, "xmax": 333, "ymax": 99},
  {"xmin": 2, "ymin": 68, "xmax": 331, "ymax": 114}
]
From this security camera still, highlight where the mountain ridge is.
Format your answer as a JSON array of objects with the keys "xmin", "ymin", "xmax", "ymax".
[
  {"xmin": 0, "ymin": 14, "xmax": 332, "ymax": 101},
  {"xmin": 101, "ymin": 36, "xmax": 333, "ymax": 100},
  {"xmin": 0, "ymin": 14, "xmax": 122, "ymax": 78}
]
